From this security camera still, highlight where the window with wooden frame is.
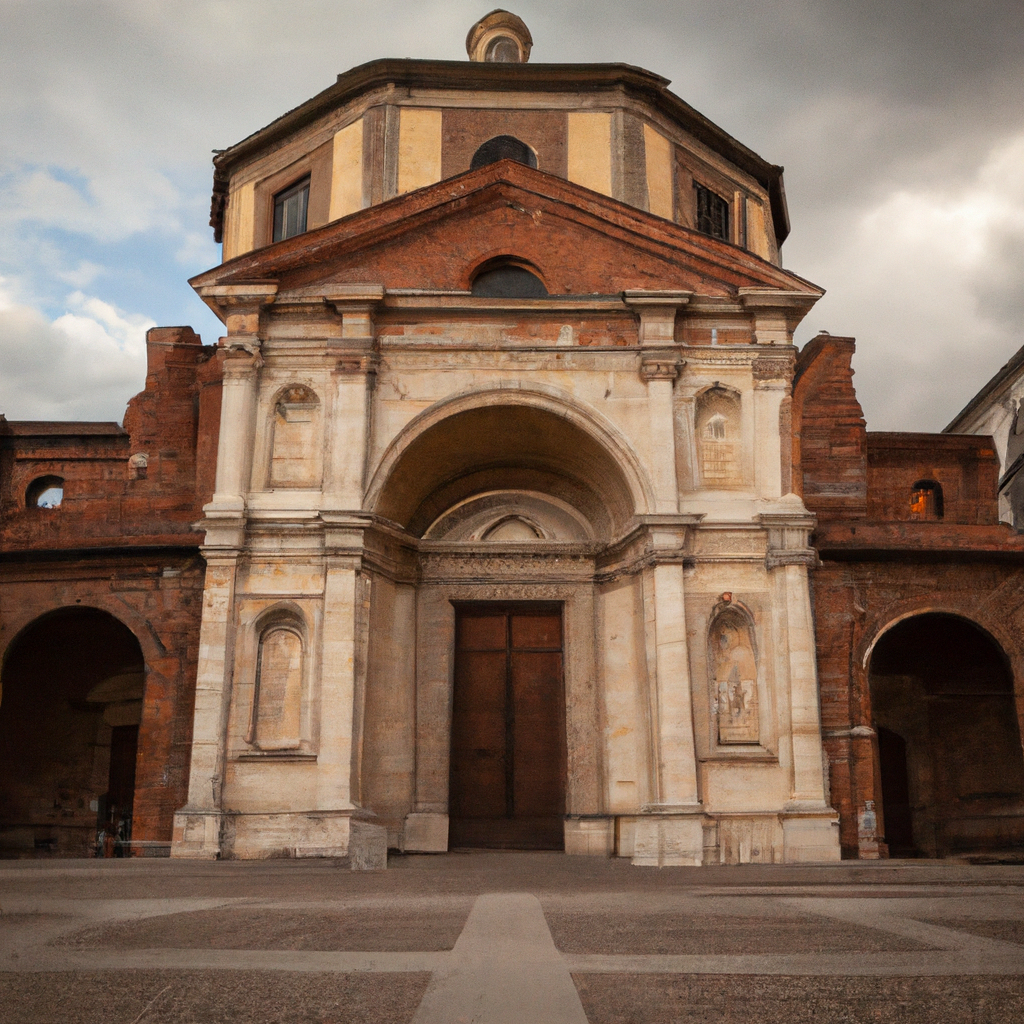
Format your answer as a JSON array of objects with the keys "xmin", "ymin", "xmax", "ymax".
[
  {"xmin": 273, "ymin": 176, "xmax": 310, "ymax": 242},
  {"xmin": 695, "ymin": 183, "xmax": 730, "ymax": 242}
]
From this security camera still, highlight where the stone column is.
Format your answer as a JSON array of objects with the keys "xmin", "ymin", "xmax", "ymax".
[
  {"xmin": 324, "ymin": 288, "xmax": 383, "ymax": 511},
  {"xmin": 172, "ymin": 284, "xmax": 276, "ymax": 859},
  {"xmin": 762, "ymin": 513, "xmax": 841, "ymax": 862},
  {"xmin": 171, "ymin": 555, "xmax": 239, "ymax": 858},
  {"xmin": 633, "ymin": 522, "xmax": 705, "ymax": 866},
  {"xmin": 751, "ymin": 355, "xmax": 793, "ymax": 500}
]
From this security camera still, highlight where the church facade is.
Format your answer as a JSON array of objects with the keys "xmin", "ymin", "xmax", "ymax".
[{"xmin": 3, "ymin": 13, "xmax": 1022, "ymax": 865}]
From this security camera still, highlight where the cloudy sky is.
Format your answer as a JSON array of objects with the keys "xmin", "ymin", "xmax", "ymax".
[{"xmin": 1, "ymin": 0, "xmax": 1022, "ymax": 429}]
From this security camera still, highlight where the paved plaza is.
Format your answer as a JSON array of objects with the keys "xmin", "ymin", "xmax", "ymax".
[{"xmin": 1, "ymin": 853, "xmax": 1023, "ymax": 1023}]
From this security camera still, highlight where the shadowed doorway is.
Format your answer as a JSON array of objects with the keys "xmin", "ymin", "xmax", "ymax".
[
  {"xmin": 0, "ymin": 608, "xmax": 145, "ymax": 857},
  {"xmin": 869, "ymin": 613, "xmax": 1024, "ymax": 859},
  {"xmin": 449, "ymin": 604, "xmax": 566, "ymax": 849}
]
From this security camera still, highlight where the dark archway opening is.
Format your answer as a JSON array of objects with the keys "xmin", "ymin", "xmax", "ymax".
[
  {"xmin": 470, "ymin": 135, "xmax": 538, "ymax": 171},
  {"xmin": 869, "ymin": 613, "xmax": 1024, "ymax": 860},
  {"xmin": 0, "ymin": 608, "xmax": 145, "ymax": 858}
]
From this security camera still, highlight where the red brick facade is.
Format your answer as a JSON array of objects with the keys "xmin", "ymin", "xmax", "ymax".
[{"xmin": 0, "ymin": 327, "xmax": 221, "ymax": 856}]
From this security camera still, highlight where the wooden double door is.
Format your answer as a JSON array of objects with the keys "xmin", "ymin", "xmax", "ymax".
[{"xmin": 449, "ymin": 604, "xmax": 566, "ymax": 850}]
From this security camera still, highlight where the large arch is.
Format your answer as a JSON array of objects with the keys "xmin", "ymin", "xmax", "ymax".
[
  {"xmin": 868, "ymin": 611, "xmax": 1024, "ymax": 860},
  {"xmin": 366, "ymin": 387, "xmax": 654, "ymax": 538},
  {"xmin": 0, "ymin": 607, "xmax": 146, "ymax": 858}
]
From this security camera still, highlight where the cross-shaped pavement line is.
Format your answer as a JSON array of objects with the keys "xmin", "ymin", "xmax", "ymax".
[{"xmin": 411, "ymin": 892, "xmax": 589, "ymax": 1024}]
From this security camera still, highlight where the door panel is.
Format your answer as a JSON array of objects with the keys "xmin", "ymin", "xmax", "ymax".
[
  {"xmin": 449, "ymin": 605, "xmax": 565, "ymax": 849},
  {"xmin": 450, "ymin": 649, "xmax": 507, "ymax": 819}
]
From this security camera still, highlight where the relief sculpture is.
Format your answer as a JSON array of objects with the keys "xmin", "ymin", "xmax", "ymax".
[{"xmin": 711, "ymin": 608, "xmax": 759, "ymax": 744}]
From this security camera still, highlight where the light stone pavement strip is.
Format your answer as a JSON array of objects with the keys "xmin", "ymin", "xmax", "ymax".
[{"xmin": 4, "ymin": 882, "xmax": 1024, "ymax": 1021}]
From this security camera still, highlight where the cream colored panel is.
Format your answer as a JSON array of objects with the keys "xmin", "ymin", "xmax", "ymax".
[
  {"xmin": 223, "ymin": 180, "xmax": 255, "ymax": 261},
  {"xmin": 397, "ymin": 108, "xmax": 442, "ymax": 195},
  {"xmin": 330, "ymin": 119, "xmax": 364, "ymax": 220},
  {"xmin": 643, "ymin": 124, "xmax": 673, "ymax": 219},
  {"xmin": 250, "ymin": 627, "xmax": 303, "ymax": 750},
  {"xmin": 567, "ymin": 112, "xmax": 613, "ymax": 197},
  {"xmin": 746, "ymin": 197, "xmax": 771, "ymax": 259}
]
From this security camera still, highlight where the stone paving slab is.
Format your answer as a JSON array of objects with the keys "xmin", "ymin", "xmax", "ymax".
[
  {"xmin": 0, "ymin": 970, "xmax": 430, "ymax": 1024},
  {"xmin": 2, "ymin": 855, "xmax": 1024, "ymax": 1023},
  {"xmin": 545, "ymin": 910, "xmax": 933, "ymax": 954},
  {"xmin": 571, "ymin": 974, "xmax": 1024, "ymax": 1024},
  {"xmin": 52, "ymin": 903, "xmax": 472, "ymax": 952}
]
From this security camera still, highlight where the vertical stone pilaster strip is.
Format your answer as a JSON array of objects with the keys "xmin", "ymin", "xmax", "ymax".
[{"xmin": 171, "ymin": 555, "xmax": 238, "ymax": 858}]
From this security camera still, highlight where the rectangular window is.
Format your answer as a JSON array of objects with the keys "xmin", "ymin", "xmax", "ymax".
[
  {"xmin": 272, "ymin": 176, "xmax": 310, "ymax": 242},
  {"xmin": 695, "ymin": 183, "xmax": 730, "ymax": 242}
]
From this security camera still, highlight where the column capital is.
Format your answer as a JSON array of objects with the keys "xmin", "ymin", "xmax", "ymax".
[{"xmin": 639, "ymin": 353, "xmax": 684, "ymax": 383}]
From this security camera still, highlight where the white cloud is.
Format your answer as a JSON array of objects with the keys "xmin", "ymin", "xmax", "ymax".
[{"xmin": 0, "ymin": 279, "xmax": 151, "ymax": 422}]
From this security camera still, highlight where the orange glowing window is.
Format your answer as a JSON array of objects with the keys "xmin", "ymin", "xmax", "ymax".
[{"xmin": 910, "ymin": 480, "xmax": 943, "ymax": 520}]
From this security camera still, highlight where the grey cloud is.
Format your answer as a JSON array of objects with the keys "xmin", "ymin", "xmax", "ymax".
[{"xmin": 2, "ymin": 0, "xmax": 1023, "ymax": 429}]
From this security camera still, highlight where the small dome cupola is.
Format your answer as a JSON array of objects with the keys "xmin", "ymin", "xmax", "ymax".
[{"xmin": 466, "ymin": 10, "xmax": 533, "ymax": 63}]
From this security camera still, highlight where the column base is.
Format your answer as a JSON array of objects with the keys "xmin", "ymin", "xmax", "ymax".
[
  {"xmin": 782, "ymin": 803, "xmax": 842, "ymax": 862},
  {"xmin": 171, "ymin": 808, "xmax": 222, "ymax": 859},
  {"xmin": 402, "ymin": 812, "xmax": 449, "ymax": 852},
  {"xmin": 632, "ymin": 810, "xmax": 706, "ymax": 866},
  {"xmin": 564, "ymin": 816, "xmax": 614, "ymax": 856},
  {"xmin": 172, "ymin": 807, "xmax": 387, "ymax": 867}
]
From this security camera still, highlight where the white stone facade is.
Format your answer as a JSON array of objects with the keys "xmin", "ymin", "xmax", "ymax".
[{"xmin": 171, "ymin": 267, "xmax": 840, "ymax": 865}]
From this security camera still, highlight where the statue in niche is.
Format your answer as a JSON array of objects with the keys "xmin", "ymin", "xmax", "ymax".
[{"xmin": 711, "ymin": 612, "xmax": 759, "ymax": 744}]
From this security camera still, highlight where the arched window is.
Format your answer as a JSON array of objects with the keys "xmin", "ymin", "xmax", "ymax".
[
  {"xmin": 470, "ymin": 135, "xmax": 538, "ymax": 171},
  {"xmin": 269, "ymin": 385, "xmax": 322, "ymax": 488},
  {"xmin": 25, "ymin": 475, "xmax": 64, "ymax": 509},
  {"xmin": 910, "ymin": 480, "xmax": 943, "ymax": 520},
  {"xmin": 246, "ymin": 621, "xmax": 305, "ymax": 750},
  {"xmin": 471, "ymin": 262, "xmax": 548, "ymax": 298},
  {"xmin": 696, "ymin": 389, "xmax": 742, "ymax": 488}
]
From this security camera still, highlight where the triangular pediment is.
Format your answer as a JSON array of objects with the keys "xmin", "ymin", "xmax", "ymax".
[{"xmin": 191, "ymin": 160, "xmax": 821, "ymax": 301}]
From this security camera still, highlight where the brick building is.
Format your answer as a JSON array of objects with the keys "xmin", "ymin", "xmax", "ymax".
[{"xmin": 2, "ymin": 12, "xmax": 1022, "ymax": 863}]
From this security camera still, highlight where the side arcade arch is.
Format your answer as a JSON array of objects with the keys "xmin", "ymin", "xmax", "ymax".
[
  {"xmin": 867, "ymin": 611, "xmax": 1024, "ymax": 859},
  {"xmin": 0, "ymin": 607, "xmax": 146, "ymax": 857}
]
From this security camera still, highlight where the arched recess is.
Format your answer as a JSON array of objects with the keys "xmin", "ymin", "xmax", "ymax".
[
  {"xmin": 868, "ymin": 612, "xmax": 1024, "ymax": 859},
  {"xmin": 367, "ymin": 388, "xmax": 654, "ymax": 539},
  {"xmin": 268, "ymin": 384, "xmax": 322, "ymax": 488},
  {"xmin": 0, "ymin": 608, "xmax": 146, "ymax": 858},
  {"xmin": 244, "ymin": 606, "xmax": 308, "ymax": 752},
  {"xmin": 695, "ymin": 385, "xmax": 743, "ymax": 489}
]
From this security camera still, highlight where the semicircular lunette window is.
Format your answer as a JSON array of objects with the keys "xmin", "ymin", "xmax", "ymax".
[
  {"xmin": 470, "ymin": 135, "xmax": 538, "ymax": 171},
  {"xmin": 25, "ymin": 475, "xmax": 64, "ymax": 509},
  {"xmin": 471, "ymin": 263, "xmax": 548, "ymax": 298}
]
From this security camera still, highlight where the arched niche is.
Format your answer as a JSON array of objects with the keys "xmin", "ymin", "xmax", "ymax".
[
  {"xmin": 708, "ymin": 603, "xmax": 760, "ymax": 745},
  {"xmin": 246, "ymin": 609, "xmax": 308, "ymax": 752},
  {"xmin": 370, "ymin": 397, "xmax": 647, "ymax": 540},
  {"xmin": 269, "ymin": 385, "xmax": 322, "ymax": 489},
  {"xmin": 0, "ymin": 607, "xmax": 146, "ymax": 857},
  {"xmin": 868, "ymin": 612, "xmax": 1024, "ymax": 858},
  {"xmin": 696, "ymin": 387, "xmax": 743, "ymax": 489}
]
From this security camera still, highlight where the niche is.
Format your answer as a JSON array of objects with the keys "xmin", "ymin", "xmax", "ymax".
[
  {"xmin": 246, "ymin": 617, "xmax": 305, "ymax": 751},
  {"xmin": 910, "ymin": 480, "xmax": 943, "ymax": 520},
  {"xmin": 269, "ymin": 385, "xmax": 321, "ymax": 488},
  {"xmin": 696, "ymin": 388, "xmax": 742, "ymax": 488},
  {"xmin": 709, "ymin": 605, "xmax": 759, "ymax": 745}
]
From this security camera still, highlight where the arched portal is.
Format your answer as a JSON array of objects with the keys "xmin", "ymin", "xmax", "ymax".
[
  {"xmin": 370, "ymin": 396, "xmax": 648, "ymax": 538},
  {"xmin": 869, "ymin": 613, "xmax": 1024, "ymax": 859},
  {"xmin": 0, "ymin": 608, "xmax": 145, "ymax": 858},
  {"xmin": 361, "ymin": 396, "xmax": 648, "ymax": 851}
]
